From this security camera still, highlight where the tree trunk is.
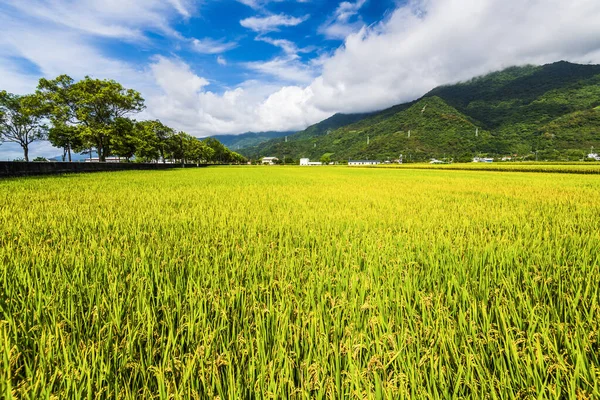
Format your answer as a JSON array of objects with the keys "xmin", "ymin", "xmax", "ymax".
[
  {"xmin": 68, "ymin": 145, "xmax": 72, "ymax": 162},
  {"xmin": 62, "ymin": 148, "xmax": 66, "ymax": 162},
  {"xmin": 23, "ymin": 145, "xmax": 29, "ymax": 162}
]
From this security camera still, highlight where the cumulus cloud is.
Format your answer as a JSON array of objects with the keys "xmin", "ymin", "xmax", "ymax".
[
  {"xmin": 145, "ymin": 57, "xmax": 330, "ymax": 135},
  {"xmin": 240, "ymin": 14, "xmax": 309, "ymax": 33}
]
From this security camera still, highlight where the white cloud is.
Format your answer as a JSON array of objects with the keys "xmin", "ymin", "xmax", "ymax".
[
  {"xmin": 257, "ymin": 36, "xmax": 315, "ymax": 55},
  {"xmin": 217, "ymin": 56, "xmax": 228, "ymax": 66},
  {"xmin": 1, "ymin": 0, "xmax": 196, "ymax": 40},
  {"xmin": 320, "ymin": 0, "xmax": 367, "ymax": 40},
  {"xmin": 244, "ymin": 56, "xmax": 316, "ymax": 84},
  {"xmin": 192, "ymin": 38, "xmax": 238, "ymax": 54},
  {"xmin": 240, "ymin": 14, "xmax": 309, "ymax": 33},
  {"xmin": 237, "ymin": 0, "xmax": 310, "ymax": 10},
  {"xmin": 144, "ymin": 57, "xmax": 329, "ymax": 136}
]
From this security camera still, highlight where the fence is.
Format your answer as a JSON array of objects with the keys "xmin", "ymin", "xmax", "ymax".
[{"xmin": 0, "ymin": 161, "xmax": 208, "ymax": 178}]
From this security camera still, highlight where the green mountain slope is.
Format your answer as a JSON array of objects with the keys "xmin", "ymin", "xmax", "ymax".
[
  {"xmin": 239, "ymin": 112, "xmax": 373, "ymax": 158},
  {"xmin": 209, "ymin": 131, "xmax": 293, "ymax": 150},
  {"xmin": 240, "ymin": 61, "xmax": 600, "ymax": 162}
]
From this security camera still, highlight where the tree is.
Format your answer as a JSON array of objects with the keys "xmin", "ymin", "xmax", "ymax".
[
  {"xmin": 37, "ymin": 75, "xmax": 145, "ymax": 162},
  {"xmin": 111, "ymin": 118, "xmax": 138, "ymax": 161},
  {"xmin": 47, "ymin": 123, "xmax": 83, "ymax": 162},
  {"xmin": 320, "ymin": 154, "xmax": 331, "ymax": 164},
  {"xmin": 38, "ymin": 75, "xmax": 84, "ymax": 161},
  {"xmin": 0, "ymin": 91, "xmax": 47, "ymax": 162},
  {"xmin": 185, "ymin": 136, "xmax": 214, "ymax": 164},
  {"xmin": 136, "ymin": 120, "xmax": 174, "ymax": 163},
  {"xmin": 202, "ymin": 137, "xmax": 246, "ymax": 164},
  {"xmin": 203, "ymin": 137, "xmax": 229, "ymax": 163}
]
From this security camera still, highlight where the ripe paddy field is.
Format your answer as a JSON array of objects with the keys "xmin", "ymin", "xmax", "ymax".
[{"xmin": 1, "ymin": 166, "xmax": 599, "ymax": 399}]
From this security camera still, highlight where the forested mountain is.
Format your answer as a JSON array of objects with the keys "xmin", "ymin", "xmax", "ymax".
[
  {"xmin": 239, "ymin": 61, "xmax": 600, "ymax": 162},
  {"xmin": 238, "ymin": 112, "xmax": 373, "ymax": 158},
  {"xmin": 209, "ymin": 131, "xmax": 293, "ymax": 151}
]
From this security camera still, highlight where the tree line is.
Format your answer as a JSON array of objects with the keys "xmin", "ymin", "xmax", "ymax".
[{"xmin": 0, "ymin": 75, "xmax": 245, "ymax": 164}]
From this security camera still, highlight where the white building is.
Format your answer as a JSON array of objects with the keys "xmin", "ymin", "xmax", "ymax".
[
  {"xmin": 588, "ymin": 153, "xmax": 600, "ymax": 161},
  {"xmin": 300, "ymin": 158, "xmax": 323, "ymax": 166},
  {"xmin": 85, "ymin": 157, "xmax": 124, "ymax": 163},
  {"xmin": 473, "ymin": 157, "xmax": 494, "ymax": 163},
  {"xmin": 348, "ymin": 160, "xmax": 381, "ymax": 166},
  {"xmin": 261, "ymin": 157, "xmax": 279, "ymax": 165}
]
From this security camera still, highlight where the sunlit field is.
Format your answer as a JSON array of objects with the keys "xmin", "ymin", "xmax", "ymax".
[
  {"xmin": 1, "ymin": 167, "xmax": 599, "ymax": 399},
  {"xmin": 372, "ymin": 162, "xmax": 600, "ymax": 174}
]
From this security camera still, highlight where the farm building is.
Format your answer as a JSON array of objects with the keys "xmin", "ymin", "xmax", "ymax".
[
  {"xmin": 588, "ymin": 153, "xmax": 600, "ymax": 161},
  {"xmin": 348, "ymin": 160, "xmax": 381, "ymax": 166},
  {"xmin": 473, "ymin": 157, "xmax": 494, "ymax": 163},
  {"xmin": 261, "ymin": 157, "xmax": 279, "ymax": 165},
  {"xmin": 85, "ymin": 157, "xmax": 124, "ymax": 163},
  {"xmin": 300, "ymin": 158, "xmax": 323, "ymax": 166}
]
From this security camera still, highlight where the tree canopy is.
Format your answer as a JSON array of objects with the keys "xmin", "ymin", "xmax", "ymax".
[{"xmin": 0, "ymin": 91, "xmax": 47, "ymax": 162}]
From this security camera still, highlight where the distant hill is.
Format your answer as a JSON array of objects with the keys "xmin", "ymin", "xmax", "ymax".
[
  {"xmin": 209, "ymin": 131, "xmax": 293, "ymax": 151},
  {"xmin": 239, "ymin": 61, "xmax": 600, "ymax": 162},
  {"xmin": 239, "ymin": 112, "xmax": 373, "ymax": 159}
]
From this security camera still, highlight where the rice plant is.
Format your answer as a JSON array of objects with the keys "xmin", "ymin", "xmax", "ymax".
[{"xmin": 1, "ymin": 167, "xmax": 599, "ymax": 399}]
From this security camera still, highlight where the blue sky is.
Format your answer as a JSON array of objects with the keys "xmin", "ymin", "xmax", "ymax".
[
  {"xmin": 2, "ymin": 0, "xmax": 600, "ymax": 159},
  {"xmin": 73, "ymin": 0, "xmax": 398, "ymax": 91}
]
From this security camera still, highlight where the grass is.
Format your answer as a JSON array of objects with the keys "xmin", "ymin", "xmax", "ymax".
[{"xmin": 1, "ymin": 166, "xmax": 599, "ymax": 399}]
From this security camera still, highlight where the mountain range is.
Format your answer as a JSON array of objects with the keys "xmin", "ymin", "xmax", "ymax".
[
  {"xmin": 234, "ymin": 61, "xmax": 600, "ymax": 162},
  {"xmin": 208, "ymin": 131, "xmax": 294, "ymax": 151}
]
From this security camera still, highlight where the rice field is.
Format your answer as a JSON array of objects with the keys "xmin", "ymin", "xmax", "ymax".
[
  {"xmin": 372, "ymin": 162, "xmax": 600, "ymax": 174},
  {"xmin": 1, "ymin": 167, "xmax": 599, "ymax": 399}
]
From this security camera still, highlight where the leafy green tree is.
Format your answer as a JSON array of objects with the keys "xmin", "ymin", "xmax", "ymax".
[
  {"xmin": 185, "ymin": 136, "xmax": 214, "ymax": 164},
  {"xmin": 111, "ymin": 118, "xmax": 140, "ymax": 161},
  {"xmin": 203, "ymin": 137, "xmax": 229, "ymax": 163},
  {"xmin": 132, "ymin": 122, "xmax": 160, "ymax": 162},
  {"xmin": 47, "ymin": 123, "xmax": 83, "ymax": 162},
  {"xmin": 38, "ymin": 75, "xmax": 86, "ymax": 160},
  {"xmin": 37, "ymin": 75, "xmax": 145, "ymax": 162},
  {"xmin": 136, "ymin": 120, "xmax": 174, "ymax": 163},
  {"xmin": 320, "ymin": 154, "xmax": 331, "ymax": 164},
  {"xmin": 0, "ymin": 91, "xmax": 47, "ymax": 162}
]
